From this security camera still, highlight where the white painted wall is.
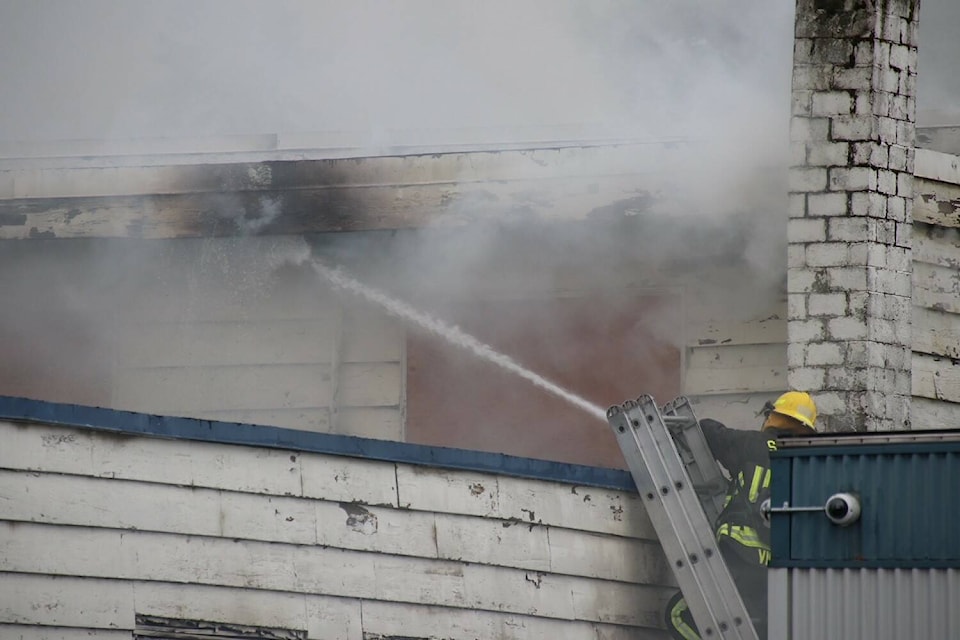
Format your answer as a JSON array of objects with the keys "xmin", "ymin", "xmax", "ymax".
[
  {"xmin": 910, "ymin": 150, "xmax": 960, "ymax": 428},
  {"xmin": 0, "ymin": 419, "xmax": 673, "ymax": 639}
]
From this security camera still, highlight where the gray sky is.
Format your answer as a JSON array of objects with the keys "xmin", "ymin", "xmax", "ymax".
[{"xmin": 0, "ymin": 0, "xmax": 797, "ymax": 149}]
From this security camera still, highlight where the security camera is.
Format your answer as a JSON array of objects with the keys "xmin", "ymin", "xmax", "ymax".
[{"xmin": 824, "ymin": 492, "xmax": 861, "ymax": 526}]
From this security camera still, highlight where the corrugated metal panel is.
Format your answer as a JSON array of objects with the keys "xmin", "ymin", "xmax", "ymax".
[
  {"xmin": 771, "ymin": 441, "xmax": 960, "ymax": 566},
  {"xmin": 770, "ymin": 568, "xmax": 960, "ymax": 640}
]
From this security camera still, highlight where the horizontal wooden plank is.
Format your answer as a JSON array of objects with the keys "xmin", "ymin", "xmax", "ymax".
[
  {"xmin": 496, "ymin": 475, "xmax": 656, "ymax": 541},
  {"xmin": 112, "ymin": 364, "xmax": 333, "ymax": 413},
  {"xmin": 914, "ymin": 177, "xmax": 960, "ymax": 229},
  {"xmin": 913, "ymin": 261, "xmax": 960, "ymax": 314},
  {"xmin": 337, "ymin": 363, "xmax": 402, "ymax": 407},
  {"xmin": 0, "ymin": 625, "xmax": 131, "ymax": 640},
  {"xmin": 913, "ymin": 306, "xmax": 960, "ymax": 358},
  {"xmin": 0, "ymin": 468, "xmax": 669, "ymax": 581},
  {"xmin": 397, "ymin": 465, "xmax": 656, "ymax": 540},
  {"xmin": 0, "ymin": 421, "xmax": 404, "ymax": 502},
  {"xmin": 547, "ymin": 527, "xmax": 674, "ymax": 586},
  {"xmin": 334, "ymin": 407, "xmax": 403, "ymax": 440},
  {"xmin": 115, "ymin": 319, "xmax": 338, "ymax": 368},
  {"xmin": 341, "ymin": 314, "xmax": 403, "ymax": 363},
  {"xmin": 0, "ymin": 573, "xmax": 133, "ymax": 629},
  {"xmin": 687, "ymin": 343, "xmax": 786, "ymax": 370},
  {"xmin": 685, "ymin": 365, "xmax": 787, "ymax": 395},
  {"xmin": 360, "ymin": 599, "xmax": 669, "ymax": 640},
  {"xmin": 0, "ymin": 172, "xmax": 679, "ymax": 240},
  {"xmin": 135, "ymin": 581, "xmax": 360, "ymax": 640},
  {"xmin": 300, "ymin": 450, "xmax": 399, "ymax": 507},
  {"xmin": 913, "ymin": 224, "xmax": 960, "ymax": 270},
  {"xmin": 912, "ymin": 353, "xmax": 960, "ymax": 403},
  {"xmin": 0, "ymin": 523, "xmax": 662, "ymax": 626},
  {"xmin": 684, "ymin": 306, "xmax": 787, "ymax": 347},
  {"xmin": 687, "ymin": 393, "xmax": 781, "ymax": 431},
  {"xmin": 191, "ymin": 407, "xmax": 332, "ymax": 432},
  {"xmin": 911, "ymin": 397, "xmax": 960, "ymax": 431}
]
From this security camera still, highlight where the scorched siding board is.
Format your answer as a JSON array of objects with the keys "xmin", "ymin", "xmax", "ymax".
[{"xmin": 0, "ymin": 625, "xmax": 133, "ymax": 640}]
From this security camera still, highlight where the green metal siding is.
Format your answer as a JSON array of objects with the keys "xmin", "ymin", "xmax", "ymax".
[{"xmin": 770, "ymin": 438, "xmax": 960, "ymax": 568}]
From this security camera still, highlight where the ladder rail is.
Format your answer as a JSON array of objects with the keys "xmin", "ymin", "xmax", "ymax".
[{"xmin": 607, "ymin": 395, "xmax": 758, "ymax": 640}]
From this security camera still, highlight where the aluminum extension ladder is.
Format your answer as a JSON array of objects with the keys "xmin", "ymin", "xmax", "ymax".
[{"xmin": 606, "ymin": 395, "xmax": 759, "ymax": 640}]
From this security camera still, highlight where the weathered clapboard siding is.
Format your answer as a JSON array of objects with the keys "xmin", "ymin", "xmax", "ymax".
[
  {"xmin": 910, "ymin": 156, "xmax": 960, "ymax": 426},
  {"xmin": 109, "ymin": 237, "xmax": 406, "ymax": 439},
  {"xmin": 683, "ymin": 301, "xmax": 788, "ymax": 428},
  {"xmin": 0, "ymin": 419, "xmax": 673, "ymax": 639}
]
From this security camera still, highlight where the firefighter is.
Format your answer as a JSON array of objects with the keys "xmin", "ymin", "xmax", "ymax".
[{"xmin": 664, "ymin": 391, "xmax": 818, "ymax": 640}]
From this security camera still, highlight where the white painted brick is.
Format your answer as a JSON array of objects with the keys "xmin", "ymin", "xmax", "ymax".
[
  {"xmin": 867, "ymin": 266, "xmax": 911, "ymax": 296},
  {"xmin": 846, "ymin": 340, "xmax": 886, "ymax": 367},
  {"xmin": 828, "ymin": 217, "xmax": 869, "ymax": 242},
  {"xmin": 895, "ymin": 221, "xmax": 912, "ymax": 248},
  {"xmin": 831, "ymin": 115, "xmax": 876, "ymax": 140},
  {"xmin": 790, "ymin": 167, "xmax": 828, "ymax": 192},
  {"xmin": 806, "ymin": 342, "xmax": 843, "ymax": 366},
  {"xmin": 792, "ymin": 90, "xmax": 813, "ymax": 117},
  {"xmin": 880, "ymin": 67, "xmax": 901, "ymax": 94},
  {"xmin": 829, "ymin": 167, "xmax": 876, "ymax": 191},
  {"xmin": 791, "ymin": 116, "xmax": 830, "ymax": 142},
  {"xmin": 868, "ymin": 292, "xmax": 911, "ymax": 320},
  {"xmin": 806, "ymin": 242, "xmax": 850, "ymax": 267},
  {"xmin": 827, "ymin": 367, "xmax": 868, "ymax": 389},
  {"xmin": 807, "ymin": 192, "xmax": 849, "ymax": 216},
  {"xmin": 866, "ymin": 244, "xmax": 888, "ymax": 267},
  {"xmin": 887, "ymin": 144, "xmax": 909, "ymax": 171},
  {"xmin": 808, "ymin": 141, "xmax": 849, "ymax": 166},
  {"xmin": 887, "ymin": 196, "xmax": 906, "ymax": 222},
  {"xmin": 866, "ymin": 366, "xmax": 897, "ymax": 392},
  {"xmin": 882, "ymin": 15, "xmax": 902, "ymax": 42},
  {"xmin": 889, "ymin": 44, "xmax": 912, "ymax": 70},
  {"xmin": 787, "ymin": 267, "xmax": 819, "ymax": 293},
  {"xmin": 828, "ymin": 316, "xmax": 869, "ymax": 340},
  {"xmin": 829, "ymin": 266, "xmax": 868, "ymax": 291},
  {"xmin": 872, "ymin": 91, "xmax": 893, "ymax": 118},
  {"xmin": 794, "ymin": 38, "xmax": 815, "ymax": 64},
  {"xmin": 788, "ymin": 367, "xmax": 827, "ymax": 390},
  {"xmin": 854, "ymin": 42, "xmax": 875, "ymax": 66},
  {"xmin": 847, "ymin": 291, "xmax": 870, "ymax": 315},
  {"xmin": 789, "ymin": 218, "xmax": 827, "ymax": 243},
  {"xmin": 854, "ymin": 92, "xmax": 875, "ymax": 116},
  {"xmin": 878, "ymin": 116, "xmax": 898, "ymax": 141},
  {"xmin": 852, "ymin": 142, "xmax": 887, "ymax": 167},
  {"xmin": 788, "ymin": 295, "xmax": 807, "ymax": 320},
  {"xmin": 788, "ymin": 244, "xmax": 808, "ymax": 268},
  {"xmin": 868, "ymin": 318, "xmax": 897, "ymax": 343},
  {"xmin": 789, "ymin": 318, "xmax": 827, "ymax": 342},
  {"xmin": 885, "ymin": 246, "xmax": 910, "ymax": 271},
  {"xmin": 874, "ymin": 219, "xmax": 897, "ymax": 244},
  {"xmin": 790, "ymin": 140, "xmax": 808, "ymax": 165},
  {"xmin": 850, "ymin": 192, "xmax": 887, "ymax": 217},
  {"xmin": 821, "ymin": 39, "xmax": 855, "ymax": 64},
  {"xmin": 792, "ymin": 65, "xmax": 834, "ymax": 91},
  {"xmin": 812, "ymin": 91, "xmax": 853, "ymax": 116},
  {"xmin": 877, "ymin": 169, "xmax": 898, "ymax": 195},
  {"xmin": 811, "ymin": 391, "xmax": 846, "ymax": 415},
  {"xmin": 788, "ymin": 342, "xmax": 807, "ymax": 368},
  {"xmin": 896, "ymin": 171, "xmax": 912, "ymax": 197},
  {"xmin": 896, "ymin": 120, "xmax": 914, "ymax": 146},
  {"xmin": 832, "ymin": 67, "xmax": 874, "ymax": 91},
  {"xmin": 847, "ymin": 242, "xmax": 869, "ymax": 265},
  {"xmin": 890, "ymin": 95, "xmax": 910, "ymax": 120},
  {"xmin": 808, "ymin": 293, "xmax": 848, "ymax": 316},
  {"xmin": 876, "ymin": 41, "xmax": 892, "ymax": 68},
  {"xmin": 788, "ymin": 193, "xmax": 807, "ymax": 218}
]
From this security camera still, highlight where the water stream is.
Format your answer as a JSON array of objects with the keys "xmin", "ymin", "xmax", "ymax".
[{"xmin": 312, "ymin": 261, "xmax": 607, "ymax": 422}]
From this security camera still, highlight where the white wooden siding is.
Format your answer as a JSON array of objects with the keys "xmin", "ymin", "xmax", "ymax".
[
  {"xmin": 0, "ymin": 420, "xmax": 672, "ymax": 639},
  {"xmin": 911, "ymin": 162, "xmax": 960, "ymax": 427},
  {"xmin": 683, "ymin": 301, "xmax": 788, "ymax": 429},
  {"xmin": 110, "ymin": 237, "xmax": 405, "ymax": 440}
]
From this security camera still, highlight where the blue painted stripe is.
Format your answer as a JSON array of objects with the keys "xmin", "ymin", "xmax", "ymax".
[{"xmin": 0, "ymin": 395, "xmax": 637, "ymax": 492}]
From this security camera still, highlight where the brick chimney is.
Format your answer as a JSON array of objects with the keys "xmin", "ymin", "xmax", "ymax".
[{"xmin": 787, "ymin": 0, "xmax": 919, "ymax": 431}]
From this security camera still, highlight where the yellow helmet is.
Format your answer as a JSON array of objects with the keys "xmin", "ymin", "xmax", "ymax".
[{"xmin": 769, "ymin": 391, "xmax": 817, "ymax": 430}]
